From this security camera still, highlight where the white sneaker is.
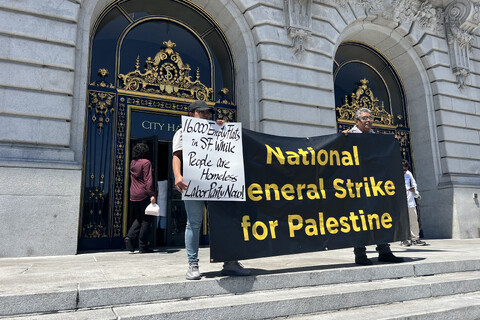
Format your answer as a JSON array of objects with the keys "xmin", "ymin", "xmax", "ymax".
[
  {"xmin": 186, "ymin": 262, "xmax": 201, "ymax": 280},
  {"xmin": 221, "ymin": 261, "xmax": 251, "ymax": 276}
]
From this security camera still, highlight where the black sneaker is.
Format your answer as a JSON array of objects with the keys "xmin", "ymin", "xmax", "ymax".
[
  {"xmin": 139, "ymin": 247, "xmax": 154, "ymax": 253},
  {"xmin": 355, "ymin": 255, "xmax": 373, "ymax": 265},
  {"xmin": 221, "ymin": 261, "xmax": 251, "ymax": 276},
  {"xmin": 124, "ymin": 237, "xmax": 134, "ymax": 252},
  {"xmin": 412, "ymin": 240, "xmax": 427, "ymax": 246},
  {"xmin": 378, "ymin": 252, "xmax": 404, "ymax": 263},
  {"xmin": 401, "ymin": 240, "xmax": 411, "ymax": 247}
]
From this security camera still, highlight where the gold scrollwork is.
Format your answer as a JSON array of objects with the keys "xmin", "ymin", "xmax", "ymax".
[
  {"xmin": 83, "ymin": 223, "xmax": 108, "ymax": 238},
  {"xmin": 216, "ymin": 88, "xmax": 234, "ymax": 105},
  {"xmin": 216, "ymin": 107, "xmax": 236, "ymax": 122},
  {"xmin": 124, "ymin": 96, "xmax": 188, "ymax": 113},
  {"xmin": 113, "ymin": 102, "xmax": 126, "ymax": 237},
  {"xmin": 336, "ymin": 78, "xmax": 394, "ymax": 126},
  {"xmin": 88, "ymin": 91, "xmax": 115, "ymax": 135},
  {"xmin": 396, "ymin": 130, "xmax": 409, "ymax": 148},
  {"xmin": 89, "ymin": 68, "xmax": 115, "ymax": 88},
  {"xmin": 88, "ymin": 187, "xmax": 104, "ymax": 201},
  {"xmin": 118, "ymin": 40, "xmax": 213, "ymax": 101}
]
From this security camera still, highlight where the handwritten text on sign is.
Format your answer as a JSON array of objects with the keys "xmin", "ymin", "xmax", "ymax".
[{"xmin": 181, "ymin": 116, "xmax": 245, "ymax": 201}]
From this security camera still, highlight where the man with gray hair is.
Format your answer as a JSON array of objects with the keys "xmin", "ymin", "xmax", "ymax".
[
  {"xmin": 347, "ymin": 107, "xmax": 375, "ymax": 134},
  {"xmin": 344, "ymin": 108, "xmax": 405, "ymax": 265}
]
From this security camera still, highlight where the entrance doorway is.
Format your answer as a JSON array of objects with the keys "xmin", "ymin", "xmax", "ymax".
[
  {"xmin": 127, "ymin": 111, "xmax": 186, "ymax": 249},
  {"xmin": 333, "ymin": 42, "xmax": 415, "ymax": 172},
  {"xmin": 79, "ymin": 0, "xmax": 238, "ymax": 251},
  {"xmin": 126, "ymin": 107, "xmax": 214, "ymax": 249},
  {"xmin": 127, "ymin": 134, "xmax": 183, "ymax": 248}
]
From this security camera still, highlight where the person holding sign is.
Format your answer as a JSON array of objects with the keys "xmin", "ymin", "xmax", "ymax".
[
  {"xmin": 172, "ymin": 100, "xmax": 250, "ymax": 280},
  {"xmin": 344, "ymin": 108, "xmax": 405, "ymax": 265}
]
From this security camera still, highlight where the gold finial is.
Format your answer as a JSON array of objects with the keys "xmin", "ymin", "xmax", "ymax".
[
  {"xmin": 163, "ymin": 40, "xmax": 176, "ymax": 55},
  {"xmin": 135, "ymin": 56, "xmax": 140, "ymax": 70},
  {"xmin": 98, "ymin": 68, "xmax": 109, "ymax": 77}
]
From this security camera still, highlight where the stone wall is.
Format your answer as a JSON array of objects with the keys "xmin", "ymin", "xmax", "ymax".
[
  {"xmin": 0, "ymin": 0, "xmax": 80, "ymax": 163},
  {"xmin": 0, "ymin": 0, "xmax": 479, "ymax": 256},
  {"xmin": 0, "ymin": 0, "xmax": 82, "ymax": 256},
  {"xmin": 0, "ymin": 166, "xmax": 81, "ymax": 257}
]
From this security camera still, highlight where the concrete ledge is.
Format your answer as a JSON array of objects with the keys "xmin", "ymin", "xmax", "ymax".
[
  {"xmin": 1, "ymin": 240, "xmax": 479, "ymax": 317},
  {"xmin": 0, "ymin": 284, "xmax": 77, "ymax": 317},
  {"xmin": 414, "ymin": 259, "xmax": 480, "ymax": 276},
  {"xmin": 109, "ymin": 272, "xmax": 480, "ymax": 320},
  {"xmin": 3, "ymin": 261, "xmax": 479, "ymax": 317},
  {"xmin": 78, "ymin": 263, "xmax": 416, "ymax": 308},
  {"xmin": 292, "ymin": 291, "xmax": 480, "ymax": 320}
]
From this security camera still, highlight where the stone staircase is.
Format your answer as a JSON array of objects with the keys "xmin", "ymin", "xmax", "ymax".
[{"xmin": 2, "ymin": 259, "xmax": 480, "ymax": 319}]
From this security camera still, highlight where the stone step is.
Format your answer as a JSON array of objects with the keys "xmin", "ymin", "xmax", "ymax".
[
  {"xmin": 274, "ymin": 291, "xmax": 480, "ymax": 320},
  {"xmin": 2, "ymin": 259, "xmax": 479, "ymax": 317},
  {"xmin": 7, "ymin": 270, "xmax": 480, "ymax": 319}
]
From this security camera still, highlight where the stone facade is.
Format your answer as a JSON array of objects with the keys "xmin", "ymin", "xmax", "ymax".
[{"xmin": 0, "ymin": 0, "xmax": 478, "ymax": 257}]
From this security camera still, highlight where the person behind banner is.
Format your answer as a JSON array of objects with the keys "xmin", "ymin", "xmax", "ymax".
[
  {"xmin": 343, "ymin": 107, "xmax": 405, "ymax": 265},
  {"xmin": 172, "ymin": 100, "xmax": 250, "ymax": 280},
  {"xmin": 401, "ymin": 160, "xmax": 427, "ymax": 247},
  {"xmin": 124, "ymin": 142, "xmax": 156, "ymax": 253}
]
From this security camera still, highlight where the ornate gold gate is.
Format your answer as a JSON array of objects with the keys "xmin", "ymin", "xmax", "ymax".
[{"xmin": 79, "ymin": 0, "xmax": 237, "ymax": 251}]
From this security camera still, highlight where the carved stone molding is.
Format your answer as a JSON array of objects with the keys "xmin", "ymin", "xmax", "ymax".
[
  {"xmin": 388, "ymin": 0, "xmax": 442, "ymax": 31},
  {"xmin": 445, "ymin": 0, "xmax": 480, "ymax": 88},
  {"xmin": 285, "ymin": 0, "xmax": 313, "ymax": 55},
  {"xmin": 333, "ymin": 0, "xmax": 443, "ymax": 31},
  {"xmin": 330, "ymin": 0, "xmax": 480, "ymax": 89}
]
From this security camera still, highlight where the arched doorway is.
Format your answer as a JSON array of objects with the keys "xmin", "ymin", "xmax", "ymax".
[
  {"xmin": 334, "ymin": 42, "xmax": 414, "ymax": 168},
  {"xmin": 79, "ymin": 0, "xmax": 237, "ymax": 250}
]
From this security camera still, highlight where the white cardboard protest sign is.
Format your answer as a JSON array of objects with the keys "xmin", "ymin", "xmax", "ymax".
[{"xmin": 181, "ymin": 116, "xmax": 245, "ymax": 201}]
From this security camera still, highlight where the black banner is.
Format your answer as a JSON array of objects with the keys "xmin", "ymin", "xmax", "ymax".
[{"xmin": 208, "ymin": 129, "xmax": 409, "ymax": 262}]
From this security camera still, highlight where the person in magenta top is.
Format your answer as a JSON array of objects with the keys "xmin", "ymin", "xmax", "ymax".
[{"xmin": 125, "ymin": 142, "xmax": 156, "ymax": 253}]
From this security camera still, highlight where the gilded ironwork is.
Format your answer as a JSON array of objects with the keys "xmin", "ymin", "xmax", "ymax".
[
  {"xmin": 118, "ymin": 93, "xmax": 189, "ymax": 113},
  {"xmin": 113, "ymin": 99, "xmax": 126, "ymax": 237},
  {"xmin": 216, "ymin": 106, "xmax": 236, "ymax": 122},
  {"xmin": 88, "ymin": 91, "xmax": 115, "ymax": 135},
  {"xmin": 216, "ymin": 88, "xmax": 233, "ymax": 105},
  {"xmin": 336, "ymin": 77, "xmax": 413, "ymax": 172},
  {"xmin": 336, "ymin": 79, "xmax": 394, "ymax": 126},
  {"xmin": 215, "ymin": 88, "xmax": 236, "ymax": 121},
  {"xmin": 118, "ymin": 40, "xmax": 213, "ymax": 101},
  {"xmin": 89, "ymin": 69, "xmax": 115, "ymax": 88},
  {"xmin": 83, "ymin": 171, "xmax": 109, "ymax": 238},
  {"xmin": 82, "ymin": 223, "xmax": 108, "ymax": 238}
]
